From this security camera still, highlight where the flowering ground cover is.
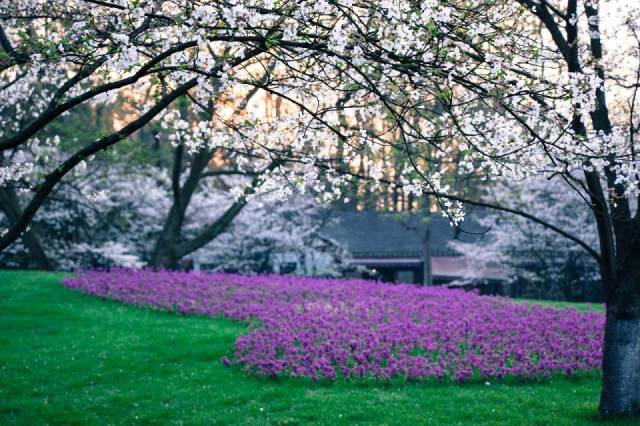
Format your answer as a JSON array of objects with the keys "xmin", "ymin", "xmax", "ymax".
[
  {"xmin": 6, "ymin": 270, "xmax": 633, "ymax": 425},
  {"xmin": 62, "ymin": 269, "xmax": 604, "ymax": 383}
]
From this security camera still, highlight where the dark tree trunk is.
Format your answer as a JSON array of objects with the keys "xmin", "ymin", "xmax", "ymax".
[
  {"xmin": 510, "ymin": 0, "xmax": 640, "ymax": 414},
  {"xmin": 0, "ymin": 187, "xmax": 52, "ymax": 270},
  {"xmin": 149, "ymin": 78, "xmax": 270, "ymax": 270},
  {"xmin": 150, "ymin": 145, "xmax": 210, "ymax": 270},
  {"xmin": 150, "ymin": 207, "xmax": 182, "ymax": 269},
  {"xmin": 599, "ymin": 241, "xmax": 640, "ymax": 417},
  {"xmin": 149, "ymin": 149, "xmax": 279, "ymax": 270},
  {"xmin": 150, "ymin": 195, "xmax": 249, "ymax": 270},
  {"xmin": 422, "ymin": 223, "xmax": 432, "ymax": 286},
  {"xmin": 599, "ymin": 311, "xmax": 640, "ymax": 416}
]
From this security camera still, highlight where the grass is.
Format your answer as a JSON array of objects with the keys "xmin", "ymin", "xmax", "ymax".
[
  {"xmin": 515, "ymin": 298, "xmax": 604, "ymax": 312},
  {"xmin": 0, "ymin": 270, "xmax": 632, "ymax": 425}
]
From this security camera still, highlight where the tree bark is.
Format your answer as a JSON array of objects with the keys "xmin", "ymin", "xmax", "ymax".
[
  {"xmin": 174, "ymin": 198, "xmax": 247, "ymax": 259},
  {"xmin": 149, "ymin": 156, "xmax": 280, "ymax": 269},
  {"xmin": 149, "ymin": 66, "xmax": 272, "ymax": 270},
  {"xmin": 0, "ymin": 77, "xmax": 200, "ymax": 253},
  {"xmin": 150, "ymin": 145, "xmax": 211, "ymax": 269},
  {"xmin": 149, "ymin": 207, "xmax": 183, "ymax": 269},
  {"xmin": 599, "ymin": 235, "xmax": 640, "ymax": 417},
  {"xmin": 599, "ymin": 312, "xmax": 640, "ymax": 416}
]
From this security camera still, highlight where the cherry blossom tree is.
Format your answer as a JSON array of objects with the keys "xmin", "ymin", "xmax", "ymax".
[
  {"xmin": 1, "ymin": 0, "xmax": 640, "ymax": 416},
  {"xmin": 188, "ymin": 192, "xmax": 348, "ymax": 274}
]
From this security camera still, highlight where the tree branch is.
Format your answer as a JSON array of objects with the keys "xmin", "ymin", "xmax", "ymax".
[
  {"xmin": 307, "ymin": 159, "xmax": 603, "ymax": 262},
  {"xmin": 175, "ymin": 160, "xmax": 282, "ymax": 257},
  {"xmin": 0, "ymin": 46, "xmax": 263, "ymax": 252},
  {"xmin": 0, "ymin": 77, "xmax": 198, "ymax": 252},
  {"xmin": 0, "ymin": 24, "xmax": 30, "ymax": 71},
  {"xmin": 0, "ymin": 41, "xmax": 198, "ymax": 152},
  {"xmin": 200, "ymin": 169, "xmax": 257, "ymax": 178}
]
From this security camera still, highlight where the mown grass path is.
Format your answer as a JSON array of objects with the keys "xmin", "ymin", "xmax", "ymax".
[{"xmin": 0, "ymin": 270, "xmax": 632, "ymax": 425}]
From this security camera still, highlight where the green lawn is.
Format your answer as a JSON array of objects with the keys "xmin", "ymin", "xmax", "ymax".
[
  {"xmin": 516, "ymin": 298, "xmax": 604, "ymax": 312},
  {"xmin": 0, "ymin": 270, "xmax": 630, "ymax": 425}
]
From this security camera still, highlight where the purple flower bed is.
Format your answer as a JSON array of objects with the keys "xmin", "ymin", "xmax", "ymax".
[{"xmin": 62, "ymin": 269, "xmax": 604, "ymax": 382}]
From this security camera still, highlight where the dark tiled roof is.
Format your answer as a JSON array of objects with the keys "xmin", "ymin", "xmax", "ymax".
[{"xmin": 321, "ymin": 210, "xmax": 485, "ymax": 258}]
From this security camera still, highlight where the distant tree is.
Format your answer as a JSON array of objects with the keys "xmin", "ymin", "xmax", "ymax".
[
  {"xmin": 189, "ymin": 192, "xmax": 347, "ymax": 274},
  {"xmin": 0, "ymin": 158, "xmax": 344, "ymax": 273}
]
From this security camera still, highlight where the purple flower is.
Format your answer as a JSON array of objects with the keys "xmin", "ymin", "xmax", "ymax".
[{"xmin": 62, "ymin": 269, "xmax": 604, "ymax": 382}]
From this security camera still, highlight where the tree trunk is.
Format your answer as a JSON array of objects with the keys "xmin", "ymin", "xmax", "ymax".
[
  {"xmin": 595, "ymin": 244, "xmax": 640, "ymax": 419},
  {"xmin": 599, "ymin": 244, "xmax": 640, "ymax": 417},
  {"xmin": 150, "ymin": 249, "xmax": 179, "ymax": 270},
  {"xmin": 422, "ymin": 222, "xmax": 432, "ymax": 286},
  {"xmin": 149, "ymin": 155, "xmax": 278, "ymax": 270},
  {"xmin": 150, "ymin": 210, "xmax": 182, "ymax": 270},
  {"xmin": 150, "ymin": 144, "xmax": 210, "ymax": 270},
  {"xmin": 599, "ymin": 311, "xmax": 640, "ymax": 416}
]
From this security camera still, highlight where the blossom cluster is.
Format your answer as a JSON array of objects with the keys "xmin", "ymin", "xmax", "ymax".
[
  {"xmin": 4, "ymin": 0, "xmax": 639, "ymax": 232},
  {"xmin": 63, "ymin": 269, "xmax": 604, "ymax": 382}
]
